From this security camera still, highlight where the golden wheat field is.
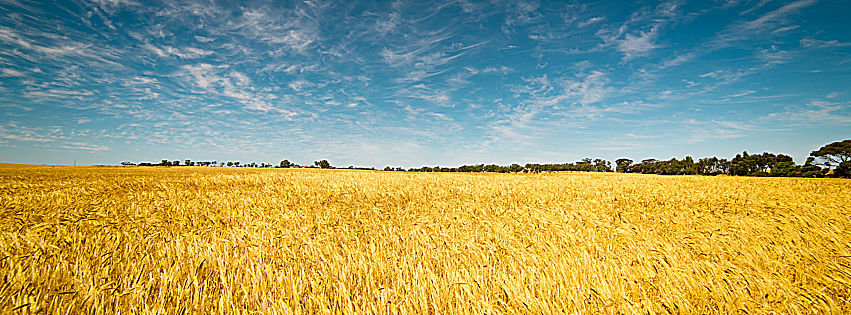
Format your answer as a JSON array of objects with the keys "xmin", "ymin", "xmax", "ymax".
[{"xmin": 1, "ymin": 165, "xmax": 850, "ymax": 314}]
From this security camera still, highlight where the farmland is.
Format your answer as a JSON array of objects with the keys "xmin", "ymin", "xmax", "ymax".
[{"xmin": 1, "ymin": 165, "xmax": 850, "ymax": 313}]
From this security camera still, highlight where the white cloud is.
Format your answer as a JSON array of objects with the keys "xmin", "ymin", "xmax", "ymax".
[
  {"xmin": 0, "ymin": 133, "xmax": 53, "ymax": 142},
  {"xmin": 757, "ymin": 46, "xmax": 792, "ymax": 65},
  {"xmin": 288, "ymin": 80, "xmax": 311, "ymax": 91},
  {"xmin": 380, "ymin": 45, "xmax": 466, "ymax": 69},
  {"xmin": 175, "ymin": 62, "xmax": 303, "ymax": 118},
  {"xmin": 0, "ymin": 103, "xmax": 33, "ymax": 111},
  {"xmin": 711, "ymin": 0, "xmax": 816, "ymax": 47},
  {"xmin": 88, "ymin": 0, "xmax": 139, "ymax": 14},
  {"xmin": 488, "ymin": 70, "xmax": 615, "ymax": 144},
  {"xmin": 0, "ymin": 68, "xmax": 24, "ymax": 76},
  {"xmin": 266, "ymin": 29, "xmax": 315, "ymax": 52},
  {"xmin": 742, "ymin": 0, "xmax": 816, "ymax": 31},
  {"xmin": 180, "ymin": 63, "xmax": 226, "ymax": 89},
  {"xmin": 683, "ymin": 119, "xmax": 753, "ymax": 143},
  {"xmin": 599, "ymin": 13, "xmax": 663, "ymax": 61},
  {"xmin": 771, "ymin": 25, "xmax": 800, "ymax": 34},
  {"xmin": 178, "ymin": 47, "xmax": 214, "ymax": 58},
  {"xmin": 800, "ymin": 38, "xmax": 851, "ymax": 48},
  {"xmin": 194, "ymin": 35, "xmax": 215, "ymax": 42},
  {"xmin": 0, "ymin": 123, "xmax": 61, "ymax": 143},
  {"xmin": 126, "ymin": 76, "xmax": 158, "ymax": 85},
  {"xmin": 765, "ymin": 101, "xmax": 851, "ymax": 125},
  {"xmin": 230, "ymin": 71, "xmax": 251, "ymax": 86},
  {"xmin": 729, "ymin": 90, "xmax": 756, "ymax": 98},
  {"xmin": 481, "ymin": 65, "xmax": 513, "ymax": 74},
  {"xmin": 395, "ymin": 69, "xmax": 449, "ymax": 83},
  {"xmin": 0, "ymin": 26, "xmax": 35, "ymax": 50},
  {"xmin": 616, "ymin": 26, "xmax": 659, "ymax": 59},
  {"xmin": 577, "ymin": 17, "xmax": 605, "ymax": 28},
  {"xmin": 502, "ymin": 0, "xmax": 542, "ymax": 33},
  {"xmin": 379, "ymin": 48, "xmax": 414, "ymax": 66},
  {"xmin": 259, "ymin": 63, "xmax": 319, "ymax": 74},
  {"xmin": 59, "ymin": 141, "xmax": 110, "ymax": 151},
  {"xmin": 26, "ymin": 89, "xmax": 96, "ymax": 99},
  {"xmin": 402, "ymin": 84, "xmax": 452, "ymax": 106},
  {"xmin": 231, "ymin": 9, "xmax": 318, "ymax": 54},
  {"xmin": 0, "ymin": 26, "xmax": 104, "ymax": 59},
  {"xmin": 144, "ymin": 44, "xmax": 213, "ymax": 59},
  {"xmin": 740, "ymin": 0, "xmax": 771, "ymax": 15},
  {"xmin": 373, "ymin": 12, "xmax": 401, "ymax": 36},
  {"xmin": 659, "ymin": 52, "xmax": 695, "ymax": 69}
]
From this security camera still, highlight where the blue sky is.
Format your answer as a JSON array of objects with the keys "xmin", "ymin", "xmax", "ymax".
[{"xmin": 0, "ymin": 0, "xmax": 849, "ymax": 167}]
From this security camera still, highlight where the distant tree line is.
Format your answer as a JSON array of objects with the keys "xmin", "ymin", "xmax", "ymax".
[
  {"xmin": 393, "ymin": 140, "xmax": 851, "ymax": 178},
  {"xmin": 120, "ymin": 140, "xmax": 850, "ymax": 178},
  {"xmin": 404, "ymin": 158, "xmax": 612, "ymax": 173},
  {"xmin": 123, "ymin": 160, "xmax": 283, "ymax": 168},
  {"xmin": 122, "ymin": 158, "xmax": 377, "ymax": 171}
]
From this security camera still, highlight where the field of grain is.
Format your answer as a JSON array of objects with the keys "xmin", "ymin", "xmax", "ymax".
[{"xmin": 1, "ymin": 165, "xmax": 850, "ymax": 313}]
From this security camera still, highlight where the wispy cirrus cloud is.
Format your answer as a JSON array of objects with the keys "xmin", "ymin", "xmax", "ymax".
[
  {"xmin": 487, "ymin": 70, "xmax": 617, "ymax": 145},
  {"xmin": 143, "ymin": 44, "xmax": 213, "ymax": 59},
  {"xmin": 765, "ymin": 101, "xmax": 851, "ymax": 125},
  {"xmin": 708, "ymin": 0, "xmax": 817, "ymax": 48},
  {"xmin": 596, "ymin": 1, "xmax": 683, "ymax": 60},
  {"xmin": 0, "ymin": 68, "xmax": 25, "ymax": 76},
  {"xmin": 800, "ymin": 38, "xmax": 851, "ymax": 48},
  {"xmin": 0, "ymin": 0, "xmax": 846, "ymax": 165}
]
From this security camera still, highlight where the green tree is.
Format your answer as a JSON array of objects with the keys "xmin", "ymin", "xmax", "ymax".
[
  {"xmin": 810, "ymin": 139, "xmax": 851, "ymax": 168},
  {"xmin": 314, "ymin": 160, "xmax": 331, "ymax": 169},
  {"xmin": 614, "ymin": 158, "xmax": 633, "ymax": 173},
  {"xmin": 280, "ymin": 160, "xmax": 292, "ymax": 168},
  {"xmin": 771, "ymin": 161, "xmax": 799, "ymax": 177},
  {"xmin": 696, "ymin": 157, "xmax": 718, "ymax": 175},
  {"xmin": 835, "ymin": 161, "xmax": 851, "ymax": 178},
  {"xmin": 799, "ymin": 157, "xmax": 824, "ymax": 177},
  {"xmin": 682, "ymin": 156, "xmax": 698, "ymax": 175},
  {"xmin": 593, "ymin": 159, "xmax": 612, "ymax": 172},
  {"xmin": 509, "ymin": 163, "xmax": 524, "ymax": 173}
]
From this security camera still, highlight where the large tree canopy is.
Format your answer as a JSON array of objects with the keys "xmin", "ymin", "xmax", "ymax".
[{"xmin": 810, "ymin": 140, "xmax": 851, "ymax": 165}]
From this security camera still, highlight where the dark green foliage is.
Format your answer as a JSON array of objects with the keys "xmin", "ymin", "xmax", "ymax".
[
  {"xmin": 835, "ymin": 161, "xmax": 851, "ymax": 178},
  {"xmin": 615, "ymin": 158, "xmax": 633, "ymax": 173},
  {"xmin": 810, "ymin": 140, "xmax": 851, "ymax": 178},
  {"xmin": 409, "ymin": 158, "xmax": 613, "ymax": 173},
  {"xmin": 728, "ymin": 152, "xmax": 794, "ymax": 176},
  {"xmin": 617, "ymin": 151, "xmax": 823, "ymax": 178},
  {"xmin": 314, "ymin": 160, "xmax": 332, "ymax": 169},
  {"xmin": 810, "ymin": 140, "xmax": 851, "ymax": 165}
]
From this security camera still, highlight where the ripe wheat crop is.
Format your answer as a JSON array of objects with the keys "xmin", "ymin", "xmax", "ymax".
[{"xmin": 1, "ymin": 165, "xmax": 849, "ymax": 313}]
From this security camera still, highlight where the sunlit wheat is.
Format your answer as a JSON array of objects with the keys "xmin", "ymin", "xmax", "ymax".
[{"xmin": 1, "ymin": 165, "xmax": 849, "ymax": 313}]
